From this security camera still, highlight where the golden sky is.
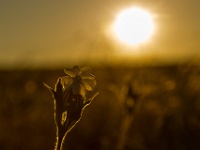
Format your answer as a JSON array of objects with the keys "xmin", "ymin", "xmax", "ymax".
[{"xmin": 0, "ymin": 0, "xmax": 200, "ymax": 68}]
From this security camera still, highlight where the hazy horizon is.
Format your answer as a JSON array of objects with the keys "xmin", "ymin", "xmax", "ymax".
[{"xmin": 1, "ymin": 0, "xmax": 200, "ymax": 69}]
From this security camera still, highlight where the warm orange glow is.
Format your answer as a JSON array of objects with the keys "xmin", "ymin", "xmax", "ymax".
[{"xmin": 113, "ymin": 7, "xmax": 154, "ymax": 46}]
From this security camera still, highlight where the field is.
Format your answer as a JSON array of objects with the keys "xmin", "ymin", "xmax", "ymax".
[{"xmin": 0, "ymin": 65, "xmax": 200, "ymax": 150}]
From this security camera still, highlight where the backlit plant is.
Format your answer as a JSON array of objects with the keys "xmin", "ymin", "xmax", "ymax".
[{"xmin": 44, "ymin": 66, "xmax": 98, "ymax": 150}]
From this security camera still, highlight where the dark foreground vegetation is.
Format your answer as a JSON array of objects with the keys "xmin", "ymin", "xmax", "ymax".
[{"xmin": 0, "ymin": 65, "xmax": 200, "ymax": 150}]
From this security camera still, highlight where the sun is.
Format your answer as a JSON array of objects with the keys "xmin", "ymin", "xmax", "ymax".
[{"xmin": 113, "ymin": 7, "xmax": 154, "ymax": 45}]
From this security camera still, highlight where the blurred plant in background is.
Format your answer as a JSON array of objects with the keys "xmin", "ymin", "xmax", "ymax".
[
  {"xmin": 115, "ymin": 81, "xmax": 140, "ymax": 150},
  {"xmin": 44, "ymin": 66, "xmax": 99, "ymax": 150},
  {"xmin": 108, "ymin": 74, "xmax": 142, "ymax": 150}
]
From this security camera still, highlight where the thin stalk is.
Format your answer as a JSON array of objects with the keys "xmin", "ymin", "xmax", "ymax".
[
  {"xmin": 55, "ymin": 137, "xmax": 62, "ymax": 150},
  {"xmin": 115, "ymin": 114, "xmax": 134, "ymax": 150},
  {"xmin": 55, "ymin": 128, "xmax": 65, "ymax": 150}
]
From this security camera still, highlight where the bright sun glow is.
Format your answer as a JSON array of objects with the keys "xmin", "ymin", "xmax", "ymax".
[{"xmin": 113, "ymin": 7, "xmax": 154, "ymax": 45}]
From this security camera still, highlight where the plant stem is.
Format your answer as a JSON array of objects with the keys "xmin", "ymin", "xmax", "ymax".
[
  {"xmin": 115, "ymin": 114, "xmax": 133, "ymax": 150},
  {"xmin": 55, "ymin": 128, "xmax": 65, "ymax": 150},
  {"xmin": 55, "ymin": 137, "xmax": 62, "ymax": 150}
]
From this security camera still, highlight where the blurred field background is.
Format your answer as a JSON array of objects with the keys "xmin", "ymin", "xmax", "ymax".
[
  {"xmin": 1, "ymin": 0, "xmax": 200, "ymax": 149},
  {"xmin": 0, "ymin": 64, "xmax": 200, "ymax": 150}
]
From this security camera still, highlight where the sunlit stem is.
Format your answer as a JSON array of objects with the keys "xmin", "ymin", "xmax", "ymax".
[
  {"xmin": 55, "ymin": 136, "xmax": 63, "ymax": 150},
  {"xmin": 55, "ymin": 127, "xmax": 66, "ymax": 150}
]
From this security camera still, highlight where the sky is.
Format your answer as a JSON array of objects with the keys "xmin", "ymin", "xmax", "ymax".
[{"xmin": 0, "ymin": 0, "xmax": 200, "ymax": 69}]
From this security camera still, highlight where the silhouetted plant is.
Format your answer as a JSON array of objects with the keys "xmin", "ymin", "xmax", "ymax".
[{"xmin": 44, "ymin": 66, "xmax": 98, "ymax": 150}]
